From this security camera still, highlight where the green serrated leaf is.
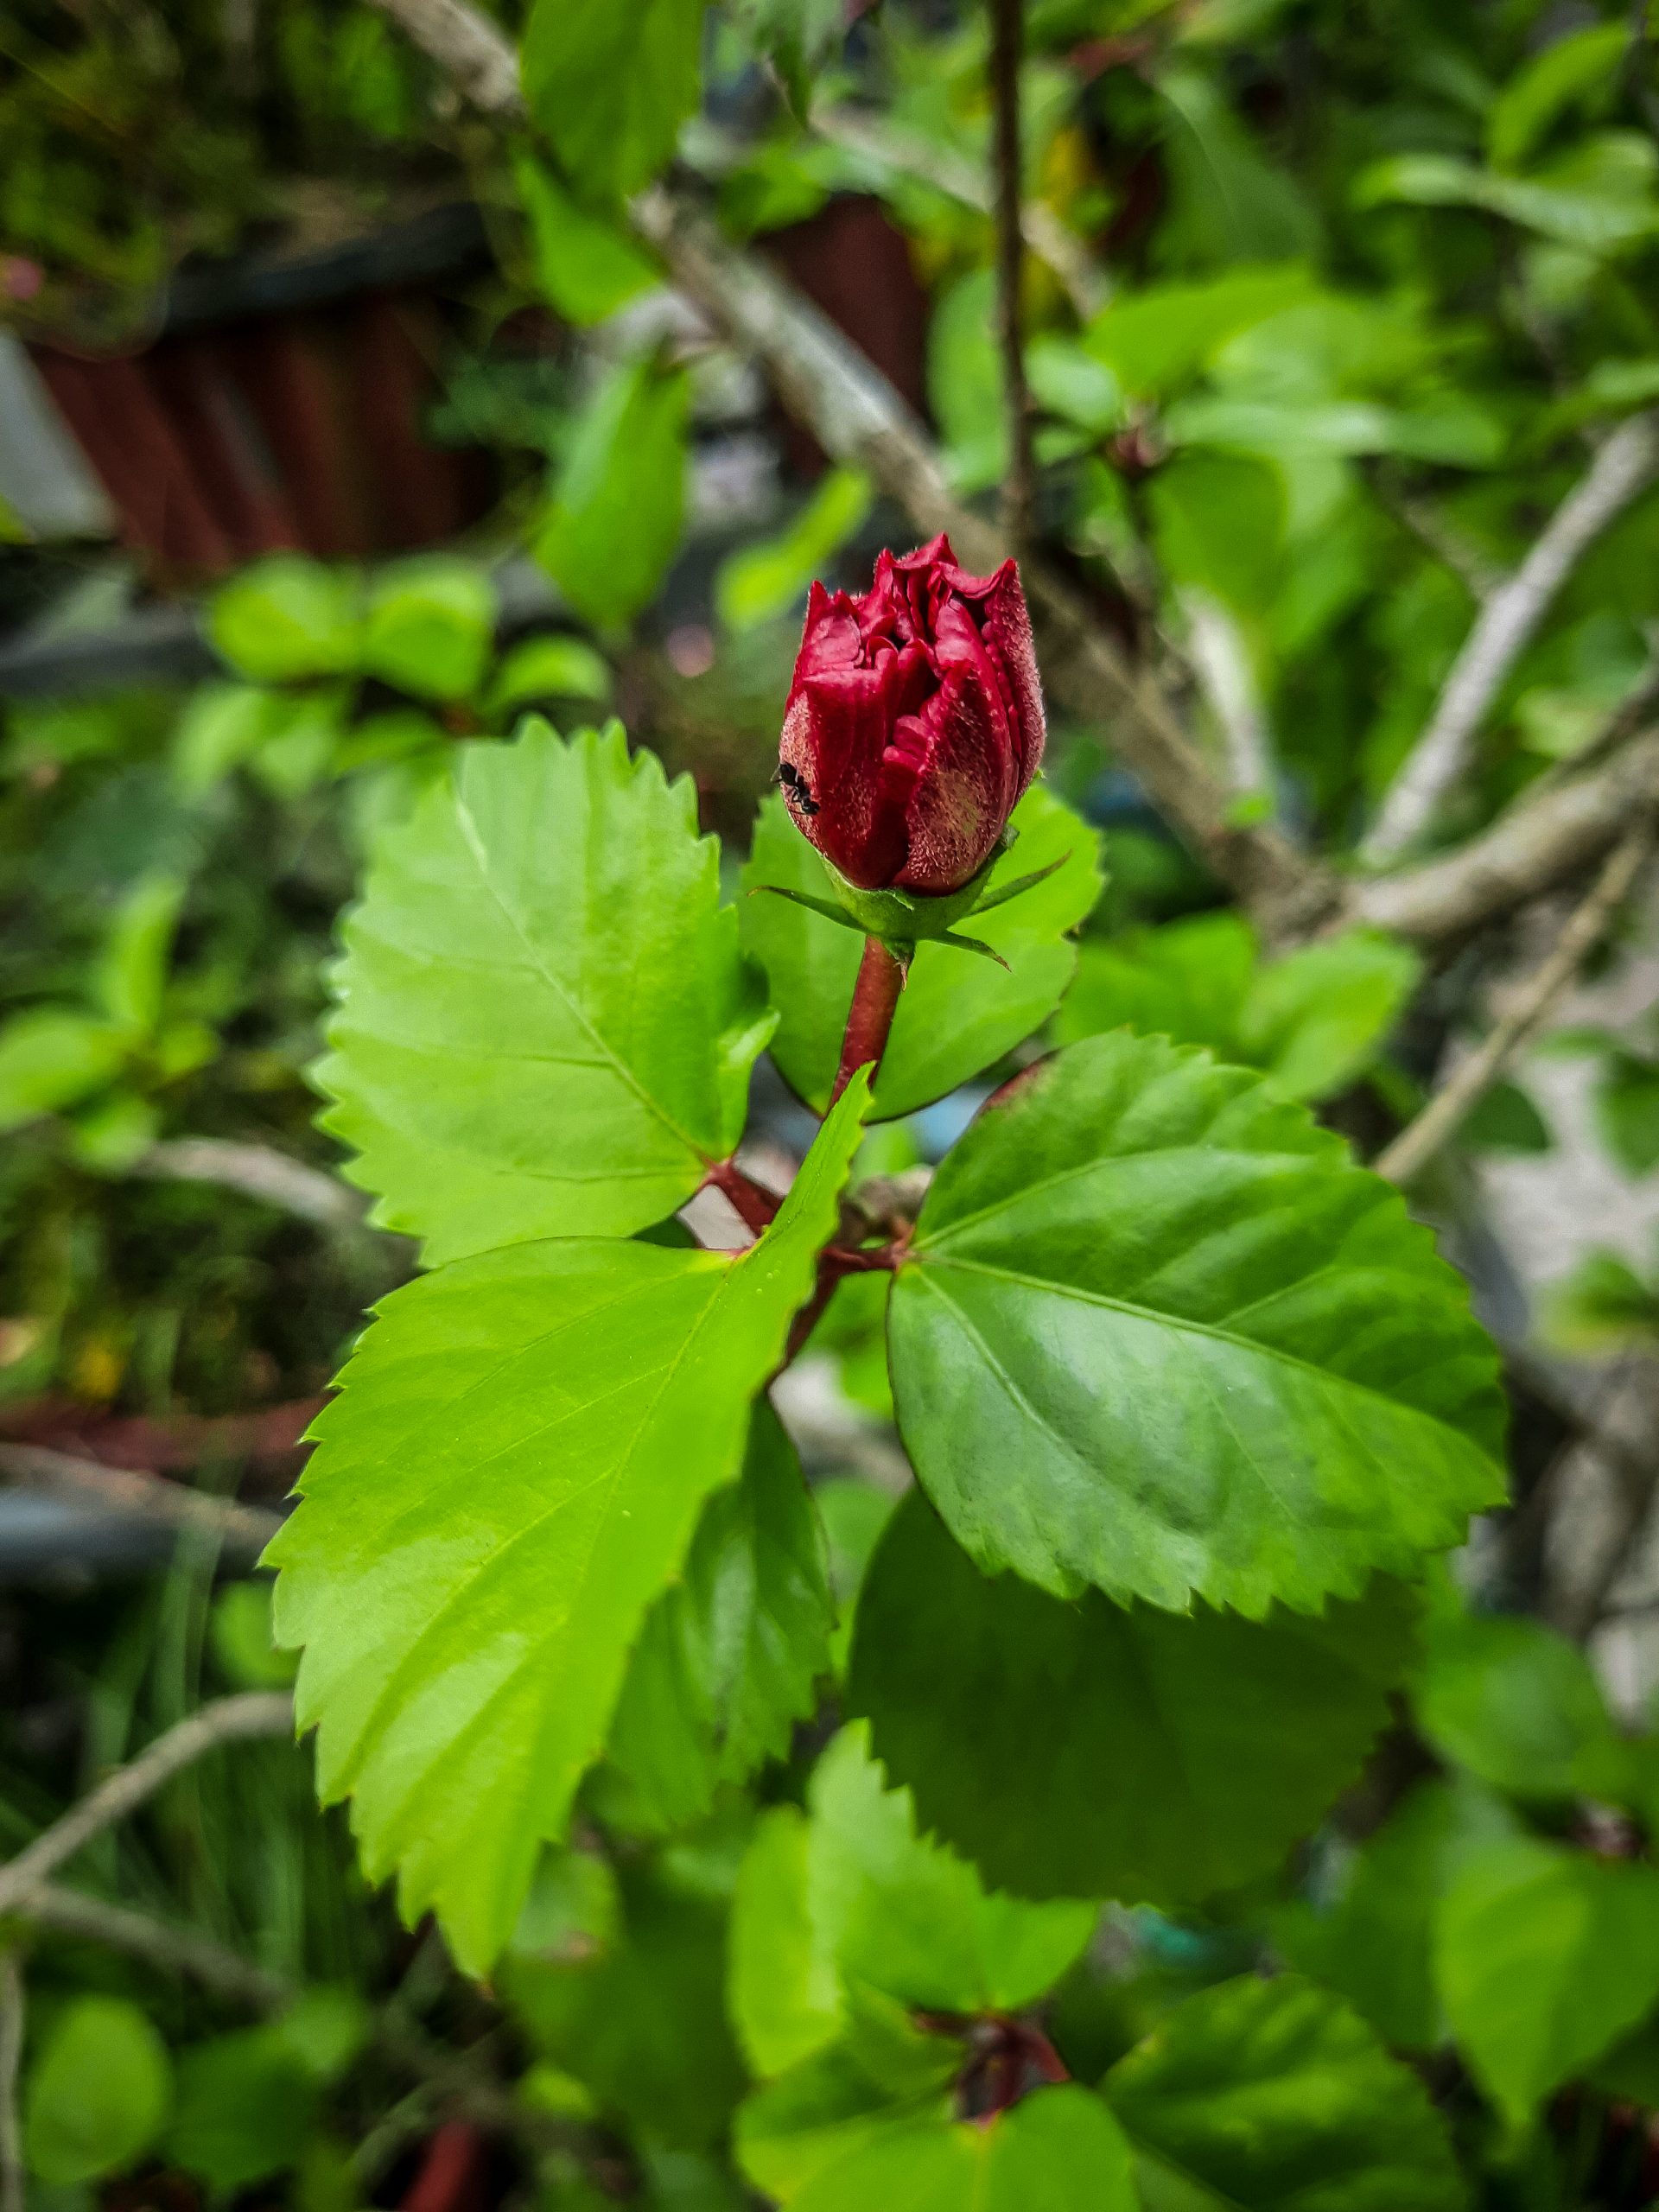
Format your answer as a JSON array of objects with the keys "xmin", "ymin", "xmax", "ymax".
[
  {"xmin": 848, "ymin": 1492, "xmax": 1414, "ymax": 1907},
  {"xmin": 741, "ymin": 786, "xmax": 1103, "ymax": 1120},
  {"xmin": 888, "ymin": 1030, "xmax": 1505, "ymax": 1616},
  {"xmin": 316, "ymin": 721, "xmax": 775, "ymax": 1263},
  {"xmin": 1435, "ymin": 1836, "xmax": 1659, "ymax": 2130},
  {"xmin": 1104, "ymin": 1975, "xmax": 1466, "ymax": 2212},
  {"xmin": 599, "ymin": 1402, "xmax": 834, "ymax": 1833},
  {"xmin": 269, "ymin": 1073, "xmax": 869, "ymax": 1972},
  {"xmin": 521, "ymin": 0, "xmax": 707, "ymax": 207}
]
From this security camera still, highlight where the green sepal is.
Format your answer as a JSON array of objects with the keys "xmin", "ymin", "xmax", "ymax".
[{"xmin": 753, "ymin": 826, "xmax": 1066, "ymax": 967}]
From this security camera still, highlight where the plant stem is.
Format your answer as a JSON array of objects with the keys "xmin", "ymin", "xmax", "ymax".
[
  {"xmin": 988, "ymin": 0, "xmax": 1035, "ymax": 550},
  {"xmin": 830, "ymin": 938, "xmax": 908, "ymax": 1106}
]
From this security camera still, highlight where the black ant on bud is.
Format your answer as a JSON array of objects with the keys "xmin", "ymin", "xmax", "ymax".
[{"xmin": 777, "ymin": 760, "xmax": 820, "ymax": 817}]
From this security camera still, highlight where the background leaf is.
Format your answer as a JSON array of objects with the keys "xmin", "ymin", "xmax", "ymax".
[
  {"xmin": 848, "ymin": 1492, "xmax": 1414, "ymax": 1907},
  {"xmin": 1103, "ymin": 1975, "xmax": 1465, "ymax": 2211},
  {"xmin": 24, "ymin": 1995, "xmax": 173, "ymax": 2184},
  {"xmin": 361, "ymin": 556, "xmax": 497, "ymax": 702},
  {"xmin": 270, "ymin": 1075, "xmax": 869, "ymax": 1971},
  {"xmin": 888, "ymin": 1030, "xmax": 1505, "ymax": 1614},
  {"xmin": 208, "ymin": 555, "xmax": 361, "ymax": 683},
  {"xmin": 533, "ymin": 356, "xmax": 690, "ymax": 632},
  {"xmin": 1435, "ymin": 1836, "xmax": 1659, "ymax": 2129},
  {"xmin": 598, "ymin": 1401, "xmax": 834, "ymax": 1832},
  {"xmin": 741, "ymin": 785, "xmax": 1103, "ymax": 1119},
  {"xmin": 521, "ymin": 0, "xmax": 708, "ymax": 207},
  {"xmin": 316, "ymin": 721, "xmax": 774, "ymax": 1263},
  {"xmin": 789, "ymin": 2087, "xmax": 1137, "ymax": 2212}
]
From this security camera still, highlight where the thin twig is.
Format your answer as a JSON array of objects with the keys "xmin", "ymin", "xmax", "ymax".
[
  {"xmin": 1354, "ymin": 721, "xmax": 1659, "ymax": 944},
  {"xmin": 1373, "ymin": 823, "xmax": 1654, "ymax": 1185},
  {"xmin": 988, "ymin": 0, "xmax": 1035, "ymax": 550},
  {"xmin": 132, "ymin": 1139, "xmax": 365, "ymax": 1229},
  {"xmin": 1181, "ymin": 588, "xmax": 1277, "ymax": 808},
  {"xmin": 0, "ymin": 1693, "xmax": 294, "ymax": 1915},
  {"xmin": 1363, "ymin": 412, "xmax": 1659, "ymax": 865},
  {"xmin": 0, "ymin": 1954, "xmax": 21, "ymax": 2212},
  {"xmin": 3, "ymin": 1884, "xmax": 291, "ymax": 2010},
  {"xmin": 0, "ymin": 1443, "xmax": 283, "ymax": 1562},
  {"xmin": 814, "ymin": 105, "xmax": 1105, "ymax": 319}
]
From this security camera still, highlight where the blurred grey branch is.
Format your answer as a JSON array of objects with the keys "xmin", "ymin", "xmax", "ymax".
[
  {"xmin": 1363, "ymin": 410, "xmax": 1659, "ymax": 867},
  {"xmin": 132, "ymin": 1137, "xmax": 366, "ymax": 1228},
  {"xmin": 0, "ymin": 1443, "xmax": 283, "ymax": 1563},
  {"xmin": 1375, "ymin": 823, "xmax": 1655, "ymax": 1185},
  {"xmin": 0, "ymin": 1693, "xmax": 295, "ymax": 1916}
]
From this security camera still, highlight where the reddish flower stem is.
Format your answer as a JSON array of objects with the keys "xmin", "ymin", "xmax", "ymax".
[
  {"xmin": 830, "ymin": 936, "xmax": 908, "ymax": 1106},
  {"xmin": 706, "ymin": 1157, "xmax": 782, "ymax": 1236}
]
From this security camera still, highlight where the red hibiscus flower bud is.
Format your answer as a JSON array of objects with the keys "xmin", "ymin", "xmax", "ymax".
[{"xmin": 778, "ymin": 534, "xmax": 1046, "ymax": 895}]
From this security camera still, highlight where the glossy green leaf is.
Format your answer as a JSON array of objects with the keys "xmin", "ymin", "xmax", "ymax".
[
  {"xmin": 1104, "ymin": 1975, "xmax": 1465, "ymax": 2211},
  {"xmin": 533, "ymin": 356, "xmax": 690, "ymax": 632},
  {"xmin": 790, "ymin": 2088, "xmax": 1137, "ymax": 2212},
  {"xmin": 1414, "ymin": 1607, "xmax": 1636, "ymax": 1804},
  {"xmin": 1276, "ymin": 1776, "xmax": 1519, "ymax": 2050},
  {"xmin": 0, "ymin": 1008, "xmax": 128, "ymax": 1130},
  {"xmin": 848, "ymin": 1493, "xmax": 1414, "ymax": 1906},
  {"xmin": 24, "ymin": 1995, "xmax": 172, "ymax": 2184},
  {"xmin": 362, "ymin": 556, "xmax": 497, "ymax": 702},
  {"xmin": 269, "ymin": 1074, "xmax": 868, "ymax": 1972},
  {"xmin": 521, "ymin": 0, "xmax": 707, "ymax": 207},
  {"xmin": 208, "ymin": 555, "xmax": 361, "ymax": 682},
  {"xmin": 741, "ymin": 786, "xmax": 1103, "ymax": 1119},
  {"xmin": 1435, "ymin": 1836, "xmax": 1659, "ymax": 2128},
  {"xmin": 599, "ymin": 1402, "xmax": 834, "ymax": 1832},
  {"xmin": 514, "ymin": 150, "xmax": 659, "ymax": 326},
  {"xmin": 316, "ymin": 721, "xmax": 775, "ymax": 1262},
  {"xmin": 889, "ymin": 1030, "xmax": 1505, "ymax": 1614}
]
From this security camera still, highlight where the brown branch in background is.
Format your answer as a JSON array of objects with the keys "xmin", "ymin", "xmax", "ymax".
[
  {"xmin": 0, "ymin": 1692, "xmax": 295, "ymax": 1915},
  {"xmin": 1354, "ymin": 721, "xmax": 1659, "ymax": 943},
  {"xmin": 6, "ymin": 1883, "xmax": 292, "ymax": 2010},
  {"xmin": 0, "ymin": 1955, "xmax": 21, "ymax": 2212},
  {"xmin": 988, "ymin": 0, "xmax": 1035, "ymax": 551},
  {"xmin": 1374, "ymin": 823, "xmax": 1654, "ymax": 1186},
  {"xmin": 0, "ymin": 1441, "xmax": 283, "ymax": 1562},
  {"xmin": 1363, "ymin": 410, "xmax": 1659, "ymax": 866}
]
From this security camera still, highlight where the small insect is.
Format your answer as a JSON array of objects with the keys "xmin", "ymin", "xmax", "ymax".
[{"xmin": 778, "ymin": 759, "xmax": 820, "ymax": 817}]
